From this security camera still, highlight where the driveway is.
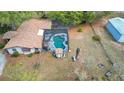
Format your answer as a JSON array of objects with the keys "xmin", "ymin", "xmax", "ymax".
[{"xmin": 0, "ymin": 51, "xmax": 6, "ymax": 76}]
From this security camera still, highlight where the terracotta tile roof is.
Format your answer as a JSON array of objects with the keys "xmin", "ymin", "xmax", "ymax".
[
  {"xmin": 3, "ymin": 31, "xmax": 18, "ymax": 39},
  {"xmin": 4, "ymin": 19, "xmax": 52, "ymax": 49}
]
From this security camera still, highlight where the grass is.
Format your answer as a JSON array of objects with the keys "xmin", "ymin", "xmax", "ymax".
[{"xmin": 2, "ymin": 61, "xmax": 39, "ymax": 80}]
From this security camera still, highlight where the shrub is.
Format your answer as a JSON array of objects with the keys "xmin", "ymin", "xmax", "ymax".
[
  {"xmin": 77, "ymin": 27, "xmax": 83, "ymax": 32},
  {"xmin": 27, "ymin": 53, "xmax": 33, "ymax": 57},
  {"xmin": 35, "ymin": 51, "xmax": 40, "ymax": 54},
  {"xmin": 11, "ymin": 51, "xmax": 19, "ymax": 57},
  {"xmin": 0, "ymin": 43, "xmax": 5, "ymax": 49},
  {"xmin": 92, "ymin": 35, "xmax": 101, "ymax": 41}
]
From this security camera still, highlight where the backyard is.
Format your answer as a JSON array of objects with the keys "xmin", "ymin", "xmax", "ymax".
[{"xmin": 0, "ymin": 18, "xmax": 124, "ymax": 80}]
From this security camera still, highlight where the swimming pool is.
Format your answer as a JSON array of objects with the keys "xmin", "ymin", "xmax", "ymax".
[
  {"xmin": 53, "ymin": 36, "xmax": 65, "ymax": 49},
  {"xmin": 49, "ymin": 33, "xmax": 68, "ymax": 52}
]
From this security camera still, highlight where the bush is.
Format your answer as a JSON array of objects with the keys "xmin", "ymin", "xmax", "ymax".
[
  {"xmin": 77, "ymin": 27, "xmax": 83, "ymax": 32},
  {"xmin": 92, "ymin": 35, "xmax": 101, "ymax": 41},
  {"xmin": 0, "ymin": 43, "xmax": 5, "ymax": 49},
  {"xmin": 35, "ymin": 51, "xmax": 40, "ymax": 54},
  {"xmin": 11, "ymin": 51, "xmax": 19, "ymax": 57},
  {"xmin": 27, "ymin": 53, "xmax": 33, "ymax": 57}
]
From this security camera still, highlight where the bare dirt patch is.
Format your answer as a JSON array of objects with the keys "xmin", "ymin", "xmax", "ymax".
[{"xmin": 1, "ymin": 52, "xmax": 85, "ymax": 80}]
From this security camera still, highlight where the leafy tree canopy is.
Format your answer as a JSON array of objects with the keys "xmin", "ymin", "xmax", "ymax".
[
  {"xmin": 47, "ymin": 11, "xmax": 95, "ymax": 25},
  {"xmin": 0, "ymin": 11, "xmax": 111, "ymax": 27},
  {"xmin": 84, "ymin": 11, "xmax": 95, "ymax": 23},
  {"xmin": 0, "ymin": 11, "xmax": 43, "ymax": 26},
  {"xmin": 47, "ymin": 11, "xmax": 84, "ymax": 25},
  {"xmin": 0, "ymin": 11, "xmax": 111, "ymax": 34}
]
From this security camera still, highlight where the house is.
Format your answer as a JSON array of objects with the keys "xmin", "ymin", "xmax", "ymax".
[
  {"xmin": 3, "ymin": 19, "xmax": 52, "ymax": 54},
  {"xmin": 106, "ymin": 17, "xmax": 124, "ymax": 42}
]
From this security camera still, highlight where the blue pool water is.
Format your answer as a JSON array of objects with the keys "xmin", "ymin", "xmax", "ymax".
[{"xmin": 53, "ymin": 36, "xmax": 65, "ymax": 49}]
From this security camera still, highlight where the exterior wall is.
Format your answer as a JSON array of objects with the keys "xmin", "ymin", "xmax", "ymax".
[
  {"xmin": 6, "ymin": 47, "xmax": 23, "ymax": 54},
  {"xmin": 106, "ymin": 22, "xmax": 121, "ymax": 42},
  {"xmin": 118, "ymin": 35, "xmax": 124, "ymax": 42},
  {"xmin": 38, "ymin": 48, "xmax": 42, "ymax": 52},
  {"xmin": 6, "ymin": 47, "xmax": 42, "ymax": 55},
  {"xmin": 23, "ymin": 48, "xmax": 35, "ymax": 55}
]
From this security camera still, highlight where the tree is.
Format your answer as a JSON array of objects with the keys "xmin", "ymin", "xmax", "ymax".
[
  {"xmin": 84, "ymin": 11, "xmax": 95, "ymax": 23},
  {"xmin": 0, "ymin": 11, "xmax": 97, "ymax": 34},
  {"xmin": 47, "ymin": 11, "xmax": 96, "ymax": 25},
  {"xmin": 0, "ymin": 11, "xmax": 43, "ymax": 28},
  {"xmin": 47, "ymin": 11, "xmax": 84, "ymax": 25}
]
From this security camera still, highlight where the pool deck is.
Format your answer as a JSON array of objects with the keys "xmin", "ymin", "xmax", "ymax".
[{"xmin": 42, "ymin": 29, "xmax": 69, "ymax": 52}]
